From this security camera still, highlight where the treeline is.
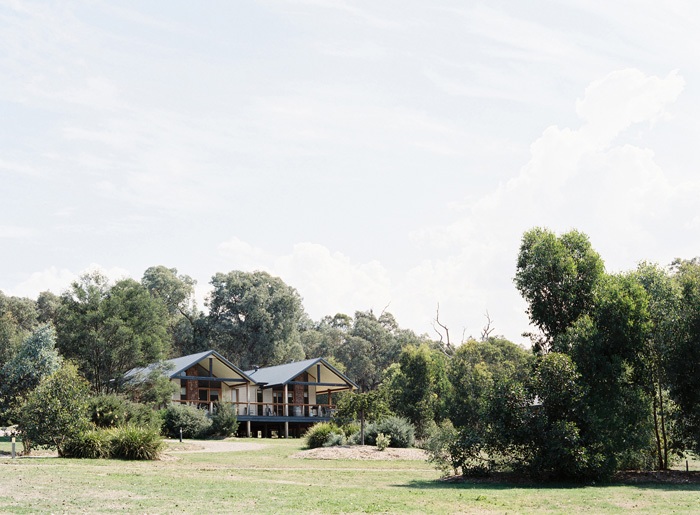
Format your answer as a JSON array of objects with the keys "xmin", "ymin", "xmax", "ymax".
[
  {"xmin": 0, "ymin": 266, "xmax": 437, "ymax": 417},
  {"xmin": 414, "ymin": 228, "xmax": 700, "ymax": 481},
  {"xmin": 1, "ymin": 228, "xmax": 699, "ymax": 480}
]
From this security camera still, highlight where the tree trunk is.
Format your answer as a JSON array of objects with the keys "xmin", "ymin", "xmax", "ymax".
[
  {"xmin": 652, "ymin": 393, "xmax": 663, "ymax": 470},
  {"xmin": 360, "ymin": 408, "xmax": 365, "ymax": 446},
  {"xmin": 658, "ymin": 373, "xmax": 668, "ymax": 470}
]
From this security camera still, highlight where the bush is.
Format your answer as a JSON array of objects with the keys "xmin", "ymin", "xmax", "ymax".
[
  {"xmin": 88, "ymin": 394, "xmax": 162, "ymax": 431},
  {"xmin": 376, "ymin": 433, "xmax": 391, "ymax": 451},
  {"xmin": 162, "ymin": 404, "xmax": 212, "ymax": 439},
  {"xmin": 341, "ymin": 422, "xmax": 360, "ymax": 438},
  {"xmin": 209, "ymin": 402, "xmax": 239, "ymax": 437},
  {"xmin": 323, "ymin": 432, "xmax": 347, "ymax": 447},
  {"xmin": 109, "ymin": 426, "xmax": 164, "ymax": 460},
  {"xmin": 63, "ymin": 429, "xmax": 112, "ymax": 459},
  {"xmin": 304, "ymin": 422, "xmax": 344, "ymax": 449},
  {"xmin": 364, "ymin": 416, "xmax": 415, "ymax": 448},
  {"xmin": 126, "ymin": 402, "xmax": 162, "ymax": 430},
  {"xmin": 17, "ymin": 361, "xmax": 91, "ymax": 456},
  {"xmin": 424, "ymin": 421, "xmax": 489, "ymax": 477},
  {"xmin": 88, "ymin": 394, "xmax": 130, "ymax": 428}
]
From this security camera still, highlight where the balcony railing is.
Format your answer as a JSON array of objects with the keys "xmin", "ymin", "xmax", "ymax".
[{"xmin": 173, "ymin": 399, "xmax": 336, "ymax": 418}]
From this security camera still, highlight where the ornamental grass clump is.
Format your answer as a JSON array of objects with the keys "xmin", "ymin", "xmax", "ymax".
[
  {"xmin": 109, "ymin": 426, "xmax": 164, "ymax": 460},
  {"xmin": 376, "ymin": 432, "xmax": 391, "ymax": 451},
  {"xmin": 304, "ymin": 422, "xmax": 344, "ymax": 449}
]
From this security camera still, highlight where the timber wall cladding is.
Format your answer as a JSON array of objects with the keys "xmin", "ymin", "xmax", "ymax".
[{"xmin": 186, "ymin": 366, "xmax": 199, "ymax": 400}]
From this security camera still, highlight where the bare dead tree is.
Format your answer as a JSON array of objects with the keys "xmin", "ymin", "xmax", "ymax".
[
  {"xmin": 432, "ymin": 303, "xmax": 455, "ymax": 356},
  {"xmin": 480, "ymin": 311, "xmax": 495, "ymax": 341}
]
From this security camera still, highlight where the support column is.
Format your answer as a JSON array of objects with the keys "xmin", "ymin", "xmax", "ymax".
[
  {"xmin": 284, "ymin": 384, "xmax": 289, "ymax": 438},
  {"xmin": 246, "ymin": 420, "xmax": 251, "ymax": 438}
]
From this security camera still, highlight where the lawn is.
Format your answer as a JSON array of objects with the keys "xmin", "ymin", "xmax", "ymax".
[{"xmin": 1, "ymin": 437, "xmax": 699, "ymax": 514}]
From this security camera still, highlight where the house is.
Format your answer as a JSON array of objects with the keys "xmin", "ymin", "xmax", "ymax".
[{"xmin": 125, "ymin": 351, "xmax": 357, "ymax": 438}]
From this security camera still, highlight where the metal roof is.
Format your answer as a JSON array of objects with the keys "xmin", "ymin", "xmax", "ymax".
[
  {"xmin": 244, "ymin": 357, "xmax": 358, "ymax": 389},
  {"xmin": 124, "ymin": 350, "xmax": 254, "ymax": 383}
]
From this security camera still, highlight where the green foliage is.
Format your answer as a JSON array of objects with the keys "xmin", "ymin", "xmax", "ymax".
[
  {"xmin": 209, "ymin": 402, "xmax": 239, "ymax": 437},
  {"xmin": 304, "ymin": 422, "xmax": 344, "ymax": 449},
  {"xmin": 364, "ymin": 416, "xmax": 415, "ymax": 448},
  {"xmin": 87, "ymin": 394, "xmax": 161, "ymax": 430},
  {"xmin": 384, "ymin": 344, "xmax": 450, "ymax": 440},
  {"xmin": 206, "ymin": 270, "xmax": 305, "ymax": 369},
  {"xmin": 667, "ymin": 258, "xmax": 700, "ymax": 453},
  {"xmin": 141, "ymin": 266, "xmax": 199, "ymax": 355},
  {"xmin": 161, "ymin": 404, "xmax": 212, "ymax": 439},
  {"xmin": 63, "ymin": 424, "xmax": 163, "ymax": 460},
  {"xmin": 515, "ymin": 227, "xmax": 604, "ymax": 349},
  {"xmin": 109, "ymin": 425, "xmax": 164, "ymax": 460},
  {"xmin": 55, "ymin": 272, "xmax": 171, "ymax": 392},
  {"xmin": 122, "ymin": 363, "xmax": 178, "ymax": 409},
  {"xmin": 0, "ymin": 324, "xmax": 61, "ymax": 424},
  {"xmin": 63, "ymin": 429, "xmax": 113, "ymax": 459},
  {"xmin": 88, "ymin": 394, "xmax": 130, "ymax": 428},
  {"xmin": 0, "ymin": 292, "xmax": 39, "ymax": 369},
  {"xmin": 17, "ymin": 361, "xmax": 91, "ymax": 456},
  {"xmin": 447, "ymin": 337, "xmax": 532, "ymax": 430},
  {"xmin": 323, "ymin": 432, "xmax": 347, "ymax": 447},
  {"xmin": 375, "ymin": 432, "xmax": 391, "ymax": 451},
  {"xmin": 424, "ymin": 421, "xmax": 471, "ymax": 477}
]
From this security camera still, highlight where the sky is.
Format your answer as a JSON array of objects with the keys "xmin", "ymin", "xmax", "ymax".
[{"xmin": 2, "ymin": 0, "xmax": 700, "ymax": 346}]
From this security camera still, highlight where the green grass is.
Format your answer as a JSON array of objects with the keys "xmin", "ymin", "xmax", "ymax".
[{"xmin": 1, "ymin": 438, "xmax": 699, "ymax": 513}]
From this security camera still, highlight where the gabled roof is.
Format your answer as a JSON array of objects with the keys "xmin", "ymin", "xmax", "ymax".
[
  {"xmin": 244, "ymin": 357, "xmax": 358, "ymax": 390},
  {"xmin": 124, "ymin": 350, "xmax": 254, "ymax": 385}
]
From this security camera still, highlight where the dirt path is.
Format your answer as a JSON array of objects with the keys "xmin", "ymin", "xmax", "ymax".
[{"xmin": 164, "ymin": 439, "xmax": 267, "ymax": 453}]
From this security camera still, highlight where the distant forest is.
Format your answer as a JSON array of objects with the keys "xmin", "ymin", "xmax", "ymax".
[{"xmin": 1, "ymin": 227, "xmax": 698, "ymax": 480}]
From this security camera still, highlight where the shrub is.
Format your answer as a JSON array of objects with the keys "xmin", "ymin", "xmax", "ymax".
[
  {"xmin": 209, "ymin": 402, "xmax": 239, "ymax": 437},
  {"xmin": 17, "ymin": 361, "xmax": 91, "ymax": 456},
  {"xmin": 88, "ymin": 394, "xmax": 129, "ymax": 428},
  {"xmin": 376, "ymin": 433, "xmax": 391, "ymax": 451},
  {"xmin": 424, "ymin": 421, "xmax": 488, "ymax": 477},
  {"xmin": 109, "ymin": 426, "xmax": 164, "ymax": 460},
  {"xmin": 63, "ymin": 429, "xmax": 112, "ymax": 459},
  {"xmin": 364, "ymin": 416, "xmax": 415, "ymax": 448},
  {"xmin": 341, "ymin": 422, "xmax": 360, "ymax": 438},
  {"xmin": 162, "ymin": 404, "xmax": 212, "ymax": 439},
  {"xmin": 126, "ymin": 402, "xmax": 162, "ymax": 430},
  {"xmin": 304, "ymin": 422, "xmax": 343, "ymax": 449},
  {"xmin": 323, "ymin": 432, "xmax": 347, "ymax": 447}
]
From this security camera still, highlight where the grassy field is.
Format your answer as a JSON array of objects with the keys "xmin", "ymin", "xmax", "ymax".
[{"xmin": 1, "ymin": 437, "xmax": 699, "ymax": 514}]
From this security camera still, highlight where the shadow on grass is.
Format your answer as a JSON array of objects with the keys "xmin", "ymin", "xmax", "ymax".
[{"xmin": 396, "ymin": 473, "xmax": 700, "ymax": 492}]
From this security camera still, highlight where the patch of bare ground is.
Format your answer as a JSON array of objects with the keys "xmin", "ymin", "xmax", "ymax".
[
  {"xmin": 164, "ymin": 439, "xmax": 267, "ymax": 454},
  {"xmin": 291, "ymin": 445, "xmax": 428, "ymax": 461}
]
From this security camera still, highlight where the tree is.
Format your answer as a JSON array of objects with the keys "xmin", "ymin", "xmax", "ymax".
[
  {"xmin": 0, "ymin": 291, "xmax": 38, "ymax": 368},
  {"xmin": 514, "ymin": 228, "xmax": 604, "ymax": 351},
  {"xmin": 0, "ymin": 324, "xmax": 61, "ymax": 424},
  {"xmin": 17, "ymin": 361, "xmax": 91, "ymax": 456},
  {"xmin": 447, "ymin": 337, "xmax": 532, "ymax": 429},
  {"xmin": 206, "ymin": 271, "xmax": 305, "ymax": 369},
  {"xmin": 142, "ymin": 266, "xmax": 202, "ymax": 355},
  {"xmin": 334, "ymin": 310, "xmax": 403, "ymax": 391},
  {"xmin": 384, "ymin": 344, "xmax": 450, "ymax": 438},
  {"xmin": 334, "ymin": 390, "xmax": 390, "ymax": 445},
  {"xmin": 553, "ymin": 273, "xmax": 656, "ymax": 473},
  {"xmin": 632, "ymin": 262, "xmax": 681, "ymax": 469},
  {"xmin": 56, "ymin": 272, "xmax": 171, "ymax": 392},
  {"xmin": 667, "ymin": 258, "xmax": 700, "ymax": 453}
]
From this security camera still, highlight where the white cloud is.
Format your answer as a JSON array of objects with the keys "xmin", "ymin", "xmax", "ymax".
[
  {"xmin": 9, "ymin": 264, "xmax": 131, "ymax": 299},
  {"xmin": 407, "ymin": 68, "xmax": 693, "ymax": 341},
  {"xmin": 217, "ymin": 238, "xmax": 392, "ymax": 320},
  {"xmin": 0, "ymin": 225, "xmax": 34, "ymax": 239}
]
